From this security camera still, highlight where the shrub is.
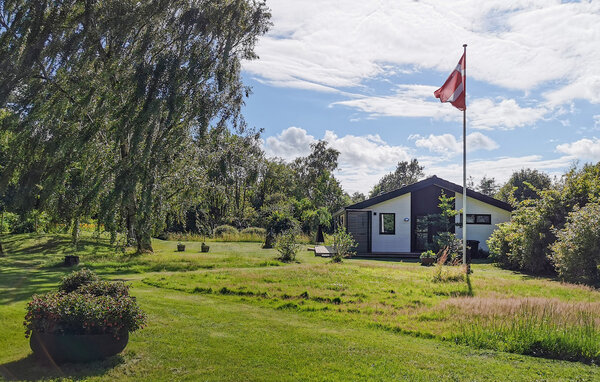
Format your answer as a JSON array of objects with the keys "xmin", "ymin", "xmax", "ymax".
[
  {"xmin": 275, "ymin": 230, "xmax": 301, "ymax": 263},
  {"xmin": 75, "ymin": 280, "xmax": 130, "ymax": 297},
  {"xmin": 25, "ymin": 292, "xmax": 145, "ymax": 338},
  {"xmin": 59, "ymin": 268, "xmax": 100, "ymax": 293},
  {"xmin": 214, "ymin": 224, "xmax": 239, "ymax": 237},
  {"xmin": 420, "ymin": 250, "xmax": 436, "ymax": 259},
  {"xmin": 240, "ymin": 227, "xmax": 266, "ymax": 236},
  {"xmin": 552, "ymin": 203, "xmax": 600, "ymax": 285},
  {"xmin": 431, "ymin": 249, "xmax": 465, "ymax": 282},
  {"xmin": 25, "ymin": 269, "xmax": 146, "ymax": 339},
  {"xmin": 331, "ymin": 225, "xmax": 356, "ymax": 263},
  {"xmin": 435, "ymin": 232, "xmax": 462, "ymax": 263}
]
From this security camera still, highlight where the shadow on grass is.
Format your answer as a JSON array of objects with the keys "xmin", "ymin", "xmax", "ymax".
[{"xmin": 0, "ymin": 353, "xmax": 124, "ymax": 381}]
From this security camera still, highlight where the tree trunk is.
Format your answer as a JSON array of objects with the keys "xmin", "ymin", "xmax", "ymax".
[
  {"xmin": 126, "ymin": 208, "xmax": 136, "ymax": 246},
  {"xmin": 71, "ymin": 216, "xmax": 80, "ymax": 247},
  {"xmin": 137, "ymin": 234, "xmax": 154, "ymax": 253}
]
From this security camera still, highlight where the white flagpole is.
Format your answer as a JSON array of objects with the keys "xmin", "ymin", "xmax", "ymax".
[{"xmin": 462, "ymin": 43, "xmax": 468, "ymax": 271}]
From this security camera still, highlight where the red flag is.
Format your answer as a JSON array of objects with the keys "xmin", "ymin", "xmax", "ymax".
[{"xmin": 434, "ymin": 53, "xmax": 465, "ymax": 111}]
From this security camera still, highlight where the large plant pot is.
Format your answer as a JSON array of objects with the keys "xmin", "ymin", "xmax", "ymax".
[
  {"xmin": 420, "ymin": 257, "xmax": 436, "ymax": 266},
  {"xmin": 201, "ymin": 244, "xmax": 210, "ymax": 253},
  {"xmin": 30, "ymin": 331, "xmax": 129, "ymax": 364},
  {"xmin": 177, "ymin": 244, "xmax": 185, "ymax": 252}
]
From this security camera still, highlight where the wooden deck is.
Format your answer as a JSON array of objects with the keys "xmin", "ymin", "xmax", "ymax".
[{"xmin": 309, "ymin": 246, "xmax": 420, "ymax": 259}]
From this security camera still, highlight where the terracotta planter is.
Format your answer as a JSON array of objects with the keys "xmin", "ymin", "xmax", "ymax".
[
  {"xmin": 30, "ymin": 331, "xmax": 129, "ymax": 364},
  {"xmin": 420, "ymin": 257, "xmax": 436, "ymax": 266}
]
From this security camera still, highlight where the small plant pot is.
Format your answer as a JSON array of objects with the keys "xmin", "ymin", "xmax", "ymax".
[
  {"xmin": 420, "ymin": 257, "xmax": 436, "ymax": 266},
  {"xmin": 177, "ymin": 244, "xmax": 185, "ymax": 252},
  {"xmin": 201, "ymin": 244, "xmax": 210, "ymax": 253},
  {"xmin": 64, "ymin": 255, "xmax": 80, "ymax": 266},
  {"xmin": 30, "ymin": 331, "xmax": 129, "ymax": 364}
]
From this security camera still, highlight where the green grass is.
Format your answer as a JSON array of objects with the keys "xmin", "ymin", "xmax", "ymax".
[{"xmin": 2, "ymin": 233, "xmax": 600, "ymax": 381}]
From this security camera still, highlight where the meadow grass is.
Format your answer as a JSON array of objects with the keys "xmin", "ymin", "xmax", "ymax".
[
  {"xmin": 2, "ymin": 233, "xmax": 600, "ymax": 381},
  {"xmin": 444, "ymin": 297, "xmax": 600, "ymax": 363},
  {"xmin": 164, "ymin": 231, "xmax": 313, "ymax": 244}
]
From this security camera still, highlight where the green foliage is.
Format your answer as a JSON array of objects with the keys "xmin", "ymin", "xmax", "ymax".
[
  {"xmin": 420, "ymin": 250, "xmax": 436, "ymax": 259},
  {"xmin": 263, "ymin": 204, "xmax": 299, "ymax": 248},
  {"xmin": 453, "ymin": 299, "xmax": 600, "ymax": 364},
  {"xmin": 75, "ymin": 280, "xmax": 130, "ymax": 298},
  {"xmin": 489, "ymin": 163, "xmax": 600, "ymax": 281},
  {"xmin": 369, "ymin": 159, "xmax": 424, "ymax": 197},
  {"xmin": 476, "ymin": 176, "xmax": 500, "ymax": 197},
  {"xmin": 214, "ymin": 225, "xmax": 240, "ymax": 237},
  {"xmin": 0, "ymin": 0, "xmax": 272, "ymax": 253},
  {"xmin": 240, "ymin": 227, "xmax": 267, "ymax": 236},
  {"xmin": 331, "ymin": 225, "xmax": 356, "ymax": 263},
  {"xmin": 24, "ymin": 292, "xmax": 146, "ymax": 338},
  {"xmin": 25, "ymin": 269, "xmax": 145, "ymax": 338},
  {"xmin": 552, "ymin": 203, "xmax": 600, "ymax": 285},
  {"xmin": 59, "ymin": 269, "xmax": 100, "ymax": 293},
  {"xmin": 497, "ymin": 168, "xmax": 552, "ymax": 205},
  {"xmin": 274, "ymin": 230, "xmax": 301, "ymax": 263}
]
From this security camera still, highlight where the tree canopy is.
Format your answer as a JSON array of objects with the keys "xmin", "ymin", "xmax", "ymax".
[{"xmin": 369, "ymin": 159, "xmax": 424, "ymax": 198}]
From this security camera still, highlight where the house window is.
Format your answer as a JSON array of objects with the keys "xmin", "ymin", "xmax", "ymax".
[
  {"xmin": 460, "ymin": 214, "xmax": 492, "ymax": 225},
  {"xmin": 379, "ymin": 213, "xmax": 395, "ymax": 234}
]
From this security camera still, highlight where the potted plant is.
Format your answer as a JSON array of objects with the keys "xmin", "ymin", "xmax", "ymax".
[
  {"xmin": 201, "ymin": 242, "xmax": 210, "ymax": 252},
  {"xmin": 25, "ymin": 269, "xmax": 146, "ymax": 364},
  {"xmin": 177, "ymin": 242, "xmax": 185, "ymax": 252},
  {"xmin": 420, "ymin": 250, "xmax": 437, "ymax": 266}
]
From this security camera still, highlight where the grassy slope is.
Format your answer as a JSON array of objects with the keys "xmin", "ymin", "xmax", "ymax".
[{"xmin": 0, "ymin": 233, "xmax": 599, "ymax": 381}]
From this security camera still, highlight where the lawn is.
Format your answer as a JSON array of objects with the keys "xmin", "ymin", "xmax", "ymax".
[{"xmin": 1, "ymin": 233, "xmax": 600, "ymax": 381}]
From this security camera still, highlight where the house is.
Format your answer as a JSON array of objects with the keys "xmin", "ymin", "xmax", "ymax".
[{"xmin": 334, "ymin": 175, "xmax": 512, "ymax": 256}]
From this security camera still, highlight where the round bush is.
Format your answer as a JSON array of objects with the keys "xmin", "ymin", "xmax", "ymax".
[
  {"xmin": 75, "ymin": 280, "xmax": 130, "ymax": 297},
  {"xmin": 240, "ymin": 227, "xmax": 266, "ymax": 235},
  {"xmin": 59, "ymin": 268, "xmax": 100, "ymax": 293},
  {"xmin": 214, "ymin": 224, "xmax": 239, "ymax": 237},
  {"xmin": 552, "ymin": 203, "xmax": 600, "ymax": 285},
  {"xmin": 25, "ymin": 292, "xmax": 146, "ymax": 338},
  {"xmin": 25, "ymin": 269, "xmax": 146, "ymax": 339}
]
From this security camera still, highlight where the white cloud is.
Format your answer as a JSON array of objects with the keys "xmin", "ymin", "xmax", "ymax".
[
  {"xmin": 469, "ymin": 98, "xmax": 548, "ymax": 130},
  {"xmin": 331, "ymin": 85, "xmax": 455, "ymax": 120},
  {"xmin": 334, "ymin": 89, "xmax": 548, "ymax": 130},
  {"xmin": 411, "ymin": 132, "xmax": 498, "ymax": 156},
  {"xmin": 263, "ymin": 127, "xmax": 413, "ymax": 193},
  {"xmin": 245, "ymin": 0, "xmax": 600, "ymax": 106},
  {"xmin": 556, "ymin": 138, "xmax": 600, "ymax": 162},
  {"xmin": 425, "ymin": 155, "xmax": 573, "ymax": 186},
  {"xmin": 264, "ymin": 126, "xmax": 315, "ymax": 159},
  {"xmin": 263, "ymin": 127, "xmax": 581, "ymax": 194}
]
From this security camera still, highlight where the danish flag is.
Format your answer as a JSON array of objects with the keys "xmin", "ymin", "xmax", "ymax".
[{"xmin": 434, "ymin": 53, "xmax": 466, "ymax": 111}]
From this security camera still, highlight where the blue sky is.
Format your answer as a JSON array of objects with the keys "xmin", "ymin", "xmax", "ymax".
[{"xmin": 241, "ymin": 0, "xmax": 600, "ymax": 194}]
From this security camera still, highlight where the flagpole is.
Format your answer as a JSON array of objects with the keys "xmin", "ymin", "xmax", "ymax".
[{"xmin": 462, "ymin": 43, "xmax": 468, "ymax": 272}]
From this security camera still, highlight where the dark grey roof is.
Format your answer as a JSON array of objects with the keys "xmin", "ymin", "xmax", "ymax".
[{"xmin": 342, "ymin": 175, "xmax": 512, "ymax": 212}]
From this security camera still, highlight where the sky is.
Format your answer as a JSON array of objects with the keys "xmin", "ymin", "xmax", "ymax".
[{"xmin": 241, "ymin": 0, "xmax": 600, "ymax": 195}]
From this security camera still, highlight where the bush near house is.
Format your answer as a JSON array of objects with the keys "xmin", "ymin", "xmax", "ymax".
[{"xmin": 488, "ymin": 164, "xmax": 600, "ymax": 285}]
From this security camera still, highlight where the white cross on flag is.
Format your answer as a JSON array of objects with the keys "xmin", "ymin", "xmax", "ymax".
[{"xmin": 434, "ymin": 53, "xmax": 466, "ymax": 111}]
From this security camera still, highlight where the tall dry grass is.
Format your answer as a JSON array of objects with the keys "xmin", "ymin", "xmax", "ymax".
[
  {"xmin": 164, "ymin": 231, "xmax": 312, "ymax": 244},
  {"xmin": 442, "ymin": 296, "xmax": 600, "ymax": 363}
]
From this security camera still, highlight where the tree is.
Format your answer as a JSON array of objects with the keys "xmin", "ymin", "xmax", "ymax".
[
  {"xmin": 0, "ymin": 0, "xmax": 272, "ymax": 252},
  {"xmin": 477, "ymin": 176, "xmax": 499, "ymax": 197},
  {"xmin": 350, "ymin": 192, "xmax": 366, "ymax": 204},
  {"xmin": 497, "ymin": 169, "xmax": 552, "ymax": 205},
  {"xmin": 369, "ymin": 159, "xmax": 424, "ymax": 197}
]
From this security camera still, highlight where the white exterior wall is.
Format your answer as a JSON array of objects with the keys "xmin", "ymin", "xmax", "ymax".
[
  {"xmin": 370, "ymin": 193, "xmax": 412, "ymax": 253},
  {"xmin": 454, "ymin": 192, "xmax": 511, "ymax": 251}
]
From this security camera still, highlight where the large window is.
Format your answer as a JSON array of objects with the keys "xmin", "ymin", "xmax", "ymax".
[
  {"xmin": 379, "ymin": 213, "xmax": 395, "ymax": 234},
  {"xmin": 460, "ymin": 214, "xmax": 491, "ymax": 225}
]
